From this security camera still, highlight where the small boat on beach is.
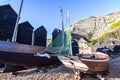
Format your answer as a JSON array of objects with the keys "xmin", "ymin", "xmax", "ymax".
[{"xmin": 58, "ymin": 52, "xmax": 110, "ymax": 74}]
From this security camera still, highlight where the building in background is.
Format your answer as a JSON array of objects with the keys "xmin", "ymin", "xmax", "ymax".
[
  {"xmin": 47, "ymin": 38, "xmax": 52, "ymax": 46},
  {"xmin": 78, "ymin": 38, "xmax": 91, "ymax": 54}
]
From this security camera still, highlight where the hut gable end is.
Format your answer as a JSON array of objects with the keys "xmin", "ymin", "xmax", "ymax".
[
  {"xmin": 17, "ymin": 21, "xmax": 34, "ymax": 45},
  {"xmin": 34, "ymin": 26, "xmax": 47, "ymax": 46},
  {"xmin": 0, "ymin": 4, "xmax": 17, "ymax": 41},
  {"xmin": 18, "ymin": 21, "xmax": 34, "ymax": 31}
]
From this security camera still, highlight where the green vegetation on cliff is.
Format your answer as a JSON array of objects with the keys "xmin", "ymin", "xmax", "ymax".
[
  {"xmin": 98, "ymin": 21, "xmax": 120, "ymax": 43},
  {"xmin": 98, "ymin": 29, "xmax": 120, "ymax": 43},
  {"xmin": 85, "ymin": 33, "xmax": 97, "ymax": 46},
  {"xmin": 109, "ymin": 20, "xmax": 120, "ymax": 30},
  {"xmin": 86, "ymin": 21, "xmax": 120, "ymax": 46}
]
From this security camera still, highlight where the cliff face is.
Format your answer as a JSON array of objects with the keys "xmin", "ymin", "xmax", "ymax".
[{"xmin": 70, "ymin": 11, "xmax": 120, "ymax": 39}]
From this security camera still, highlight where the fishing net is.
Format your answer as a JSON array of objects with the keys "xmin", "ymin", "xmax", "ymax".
[{"xmin": 46, "ymin": 31, "xmax": 71, "ymax": 56}]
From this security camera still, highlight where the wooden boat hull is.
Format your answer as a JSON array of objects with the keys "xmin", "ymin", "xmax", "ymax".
[
  {"xmin": 58, "ymin": 52, "xmax": 110, "ymax": 74},
  {"xmin": 0, "ymin": 41, "xmax": 61, "ymax": 67},
  {"xmin": 80, "ymin": 55, "xmax": 109, "ymax": 74},
  {"xmin": 0, "ymin": 41, "xmax": 45, "ymax": 53},
  {"xmin": 0, "ymin": 51, "xmax": 60, "ymax": 67}
]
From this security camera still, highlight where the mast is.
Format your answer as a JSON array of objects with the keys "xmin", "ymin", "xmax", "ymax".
[
  {"xmin": 67, "ymin": 10, "xmax": 72, "ymax": 55},
  {"xmin": 12, "ymin": 0, "xmax": 24, "ymax": 42},
  {"xmin": 60, "ymin": 7, "xmax": 65, "ymax": 54},
  {"xmin": 60, "ymin": 8, "xmax": 64, "ymax": 31}
]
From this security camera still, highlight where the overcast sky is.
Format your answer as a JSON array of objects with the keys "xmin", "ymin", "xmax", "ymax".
[{"xmin": 0, "ymin": 0, "xmax": 120, "ymax": 38}]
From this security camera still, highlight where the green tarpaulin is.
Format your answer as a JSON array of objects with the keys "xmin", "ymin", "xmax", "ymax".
[{"xmin": 46, "ymin": 31, "xmax": 71, "ymax": 56}]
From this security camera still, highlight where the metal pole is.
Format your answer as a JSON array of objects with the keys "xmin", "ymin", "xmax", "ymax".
[
  {"xmin": 31, "ymin": 31, "xmax": 34, "ymax": 46},
  {"xmin": 12, "ymin": 0, "xmax": 24, "ymax": 42}
]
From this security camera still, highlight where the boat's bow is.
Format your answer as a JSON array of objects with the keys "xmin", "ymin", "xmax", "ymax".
[{"xmin": 58, "ymin": 56, "xmax": 89, "ymax": 72}]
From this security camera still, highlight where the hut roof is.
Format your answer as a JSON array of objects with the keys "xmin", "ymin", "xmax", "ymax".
[
  {"xmin": 0, "ymin": 4, "xmax": 17, "ymax": 17},
  {"xmin": 34, "ymin": 25, "xmax": 47, "ymax": 33},
  {"xmin": 52, "ymin": 28, "xmax": 61, "ymax": 34},
  {"xmin": 19, "ymin": 21, "xmax": 34, "ymax": 30}
]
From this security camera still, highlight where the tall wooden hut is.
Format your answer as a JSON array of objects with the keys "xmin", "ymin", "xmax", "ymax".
[
  {"xmin": 0, "ymin": 4, "xmax": 17, "ymax": 41},
  {"xmin": 34, "ymin": 26, "xmax": 47, "ymax": 46},
  {"xmin": 52, "ymin": 28, "xmax": 61, "ymax": 41},
  {"xmin": 16, "ymin": 21, "xmax": 34, "ymax": 45}
]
